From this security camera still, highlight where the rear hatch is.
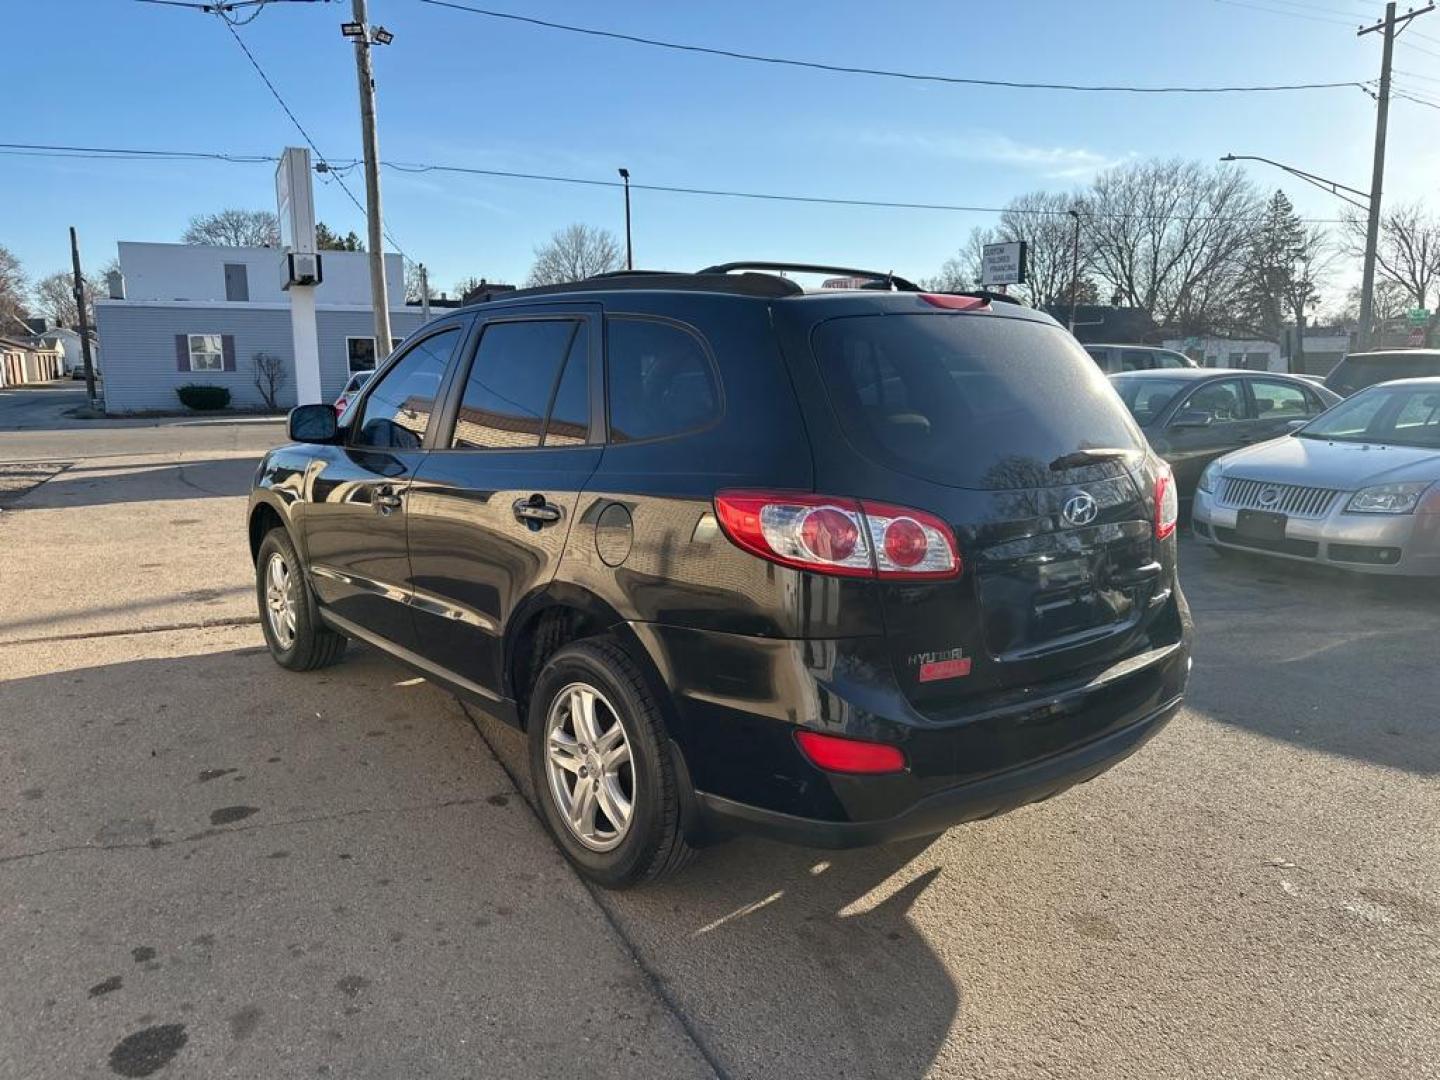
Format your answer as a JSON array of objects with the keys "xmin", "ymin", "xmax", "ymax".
[
  {"xmin": 803, "ymin": 305, "xmax": 1171, "ymax": 715},
  {"xmin": 1325, "ymin": 351, "xmax": 1440, "ymax": 396}
]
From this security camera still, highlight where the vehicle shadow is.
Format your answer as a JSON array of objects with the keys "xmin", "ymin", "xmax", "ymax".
[
  {"xmin": 1180, "ymin": 537, "xmax": 1440, "ymax": 775},
  {"xmin": 469, "ymin": 709, "xmax": 957, "ymax": 1080}
]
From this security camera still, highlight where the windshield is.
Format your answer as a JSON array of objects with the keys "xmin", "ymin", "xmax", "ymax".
[
  {"xmin": 1110, "ymin": 376, "xmax": 1190, "ymax": 425},
  {"xmin": 813, "ymin": 313, "xmax": 1143, "ymax": 489},
  {"xmin": 1297, "ymin": 383, "xmax": 1440, "ymax": 448}
]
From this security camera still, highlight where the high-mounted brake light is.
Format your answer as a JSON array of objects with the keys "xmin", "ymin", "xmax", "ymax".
[
  {"xmin": 1155, "ymin": 465, "xmax": 1178, "ymax": 540},
  {"xmin": 796, "ymin": 730, "xmax": 906, "ymax": 775},
  {"xmin": 919, "ymin": 293, "xmax": 989, "ymax": 311},
  {"xmin": 714, "ymin": 491, "xmax": 961, "ymax": 580}
]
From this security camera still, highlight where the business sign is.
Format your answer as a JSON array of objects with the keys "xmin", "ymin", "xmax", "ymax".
[
  {"xmin": 981, "ymin": 240, "xmax": 1027, "ymax": 287},
  {"xmin": 275, "ymin": 146, "xmax": 316, "ymax": 257},
  {"xmin": 1407, "ymin": 307, "xmax": 1430, "ymax": 327}
]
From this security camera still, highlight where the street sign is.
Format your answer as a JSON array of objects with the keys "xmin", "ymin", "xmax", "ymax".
[
  {"xmin": 981, "ymin": 241, "xmax": 1027, "ymax": 287},
  {"xmin": 1408, "ymin": 328, "xmax": 1426, "ymax": 346},
  {"xmin": 1407, "ymin": 307, "xmax": 1430, "ymax": 326}
]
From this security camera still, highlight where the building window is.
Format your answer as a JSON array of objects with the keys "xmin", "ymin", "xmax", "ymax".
[
  {"xmin": 224, "ymin": 263, "xmax": 249, "ymax": 302},
  {"xmin": 347, "ymin": 336, "xmax": 406, "ymax": 373},
  {"xmin": 188, "ymin": 334, "xmax": 224, "ymax": 372}
]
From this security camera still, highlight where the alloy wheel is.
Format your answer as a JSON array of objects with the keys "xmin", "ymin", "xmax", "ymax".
[
  {"xmin": 264, "ymin": 551, "xmax": 298, "ymax": 649},
  {"xmin": 543, "ymin": 682, "xmax": 635, "ymax": 852}
]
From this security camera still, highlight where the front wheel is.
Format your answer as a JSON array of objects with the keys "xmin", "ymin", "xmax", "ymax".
[
  {"xmin": 254, "ymin": 527, "xmax": 347, "ymax": 671},
  {"xmin": 527, "ymin": 640, "xmax": 693, "ymax": 888}
]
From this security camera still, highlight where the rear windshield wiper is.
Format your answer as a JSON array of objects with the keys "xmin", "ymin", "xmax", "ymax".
[{"xmin": 1049, "ymin": 448, "xmax": 1135, "ymax": 471}]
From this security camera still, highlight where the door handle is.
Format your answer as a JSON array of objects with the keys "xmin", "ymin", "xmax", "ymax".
[
  {"xmin": 374, "ymin": 487, "xmax": 403, "ymax": 515},
  {"xmin": 513, "ymin": 495, "xmax": 562, "ymax": 525}
]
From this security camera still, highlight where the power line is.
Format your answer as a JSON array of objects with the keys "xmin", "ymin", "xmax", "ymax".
[
  {"xmin": 215, "ymin": 14, "xmax": 412, "ymax": 262},
  {"xmin": 0, "ymin": 139, "xmax": 1360, "ymax": 225},
  {"xmin": 419, "ymin": 0, "xmax": 1366, "ymax": 95},
  {"xmin": 1211, "ymin": 0, "xmax": 1359, "ymax": 26}
]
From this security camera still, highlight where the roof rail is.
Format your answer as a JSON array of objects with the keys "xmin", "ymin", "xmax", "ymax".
[
  {"xmin": 463, "ymin": 269, "xmax": 802, "ymax": 305},
  {"xmin": 698, "ymin": 261, "xmax": 922, "ymax": 293}
]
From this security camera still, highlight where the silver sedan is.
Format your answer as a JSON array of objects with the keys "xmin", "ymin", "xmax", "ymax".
[{"xmin": 1192, "ymin": 378, "xmax": 1440, "ymax": 575}]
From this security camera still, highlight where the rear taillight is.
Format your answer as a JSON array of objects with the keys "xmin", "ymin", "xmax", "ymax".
[
  {"xmin": 796, "ymin": 730, "xmax": 906, "ymax": 774},
  {"xmin": 713, "ymin": 491, "xmax": 961, "ymax": 580},
  {"xmin": 1155, "ymin": 465, "xmax": 1178, "ymax": 540}
]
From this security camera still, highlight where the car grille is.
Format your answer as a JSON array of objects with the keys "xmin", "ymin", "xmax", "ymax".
[{"xmin": 1219, "ymin": 477, "xmax": 1340, "ymax": 518}]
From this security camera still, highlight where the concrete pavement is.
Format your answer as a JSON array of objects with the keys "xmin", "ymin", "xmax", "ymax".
[{"xmin": 2, "ymin": 421, "xmax": 1438, "ymax": 1079}]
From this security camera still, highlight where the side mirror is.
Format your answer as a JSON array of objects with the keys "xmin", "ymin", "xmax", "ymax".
[
  {"xmin": 288, "ymin": 402, "xmax": 339, "ymax": 444},
  {"xmin": 1171, "ymin": 409, "xmax": 1215, "ymax": 430},
  {"xmin": 1285, "ymin": 418, "xmax": 1308, "ymax": 432}
]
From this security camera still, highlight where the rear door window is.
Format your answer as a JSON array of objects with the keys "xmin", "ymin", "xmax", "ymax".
[
  {"xmin": 606, "ymin": 317, "xmax": 720, "ymax": 442},
  {"xmin": 451, "ymin": 319, "xmax": 582, "ymax": 450},
  {"xmin": 1329, "ymin": 353, "xmax": 1440, "ymax": 391},
  {"xmin": 812, "ymin": 314, "xmax": 1143, "ymax": 489}
]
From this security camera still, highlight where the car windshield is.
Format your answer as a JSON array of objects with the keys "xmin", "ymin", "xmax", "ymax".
[
  {"xmin": 1110, "ymin": 376, "xmax": 1190, "ymax": 425},
  {"xmin": 1296, "ymin": 384, "xmax": 1440, "ymax": 448},
  {"xmin": 812, "ymin": 313, "xmax": 1143, "ymax": 489}
]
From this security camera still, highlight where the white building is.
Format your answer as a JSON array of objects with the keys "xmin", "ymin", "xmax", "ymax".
[{"xmin": 94, "ymin": 242, "xmax": 427, "ymax": 413}]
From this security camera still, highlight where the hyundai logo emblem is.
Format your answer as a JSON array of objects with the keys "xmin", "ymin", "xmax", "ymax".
[
  {"xmin": 1258, "ymin": 486, "xmax": 1280, "ymax": 507},
  {"xmin": 1061, "ymin": 492, "xmax": 1099, "ymax": 527}
]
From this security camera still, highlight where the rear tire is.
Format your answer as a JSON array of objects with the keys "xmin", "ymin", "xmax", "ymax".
[
  {"xmin": 255, "ymin": 527, "xmax": 347, "ymax": 671},
  {"xmin": 528, "ymin": 639, "xmax": 694, "ymax": 888}
]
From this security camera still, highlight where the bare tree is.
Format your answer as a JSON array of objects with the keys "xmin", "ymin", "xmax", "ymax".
[
  {"xmin": 919, "ymin": 255, "xmax": 971, "ymax": 293},
  {"xmin": 1080, "ymin": 159, "xmax": 1261, "ymax": 334},
  {"xmin": 1341, "ymin": 202, "xmax": 1440, "ymax": 343},
  {"xmin": 0, "ymin": 244, "xmax": 28, "ymax": 326},
  {"xmin": 182, "ymin": 209, "xmax": 281, "ymax": 247},
  {"xmin": 32, "ymin": 269, "xmax": 108, "ymax": 328},
  {"xmin": 251, "ymin": 351, "xmax": 286, "ymax": 411},
  {"xmin": 526, "ymin": 224, "xmax": 622, "ymax": 287}
]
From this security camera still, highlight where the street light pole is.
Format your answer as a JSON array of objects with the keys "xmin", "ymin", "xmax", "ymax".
[
  {"xmin": 618, "ymin": 168, "xmax": 633, "ymax": 271},
  {"xmin": 1067, "ymin": 208, "xmax": 1082, "ymax": 334},
  {"xmin": 348, "ymin": 0, "xmax": 392, "ymax": 354}
]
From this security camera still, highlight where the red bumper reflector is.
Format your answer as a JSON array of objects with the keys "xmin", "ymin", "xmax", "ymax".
[
  {"xmin": 918, "ymin": 657, "xmax": 972, "ymax": 682},
  {"xmin": 796, "ymin": 730, "xmax": 906, "ymax": 774}
]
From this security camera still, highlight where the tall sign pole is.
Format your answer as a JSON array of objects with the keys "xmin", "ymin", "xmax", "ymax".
[
  {"xmin": 278, "ymin": 147, "xmax": 324, "ymax": 405},
  {"xmin": 1356, "ymin": 2, "xmax": 1433, "ymax": 351},
  {"xmin": 347, "ymin": 0, "xmax": 392, "ymax": 354}
]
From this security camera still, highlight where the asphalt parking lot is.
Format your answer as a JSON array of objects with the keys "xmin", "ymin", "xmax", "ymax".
[{"xmin": 1, "ymin": 435, "xmax": 1437, "ymax": 1079}]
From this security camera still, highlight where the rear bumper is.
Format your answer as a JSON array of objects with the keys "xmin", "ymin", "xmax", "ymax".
[{"xmin": 694, "ymin": 696, "xmax": 1181, "ymax": 849}]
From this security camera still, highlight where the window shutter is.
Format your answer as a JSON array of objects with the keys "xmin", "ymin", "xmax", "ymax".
[
  {"xmin": 222, "ymin": 335, "xmax": 237, "ymax": 372},
  {"xmin": 176, "ymin": 335, "xmax": 190, "ymax": 372}
]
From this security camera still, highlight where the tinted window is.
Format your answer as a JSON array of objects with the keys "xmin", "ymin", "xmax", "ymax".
[
  {"xmin": 544, "ymin": 328, "xmax": 590, "ymax": 446},
  {"xmin": 607, "ymin": 318, "xmax": 719, "ymax": 442},
  {"xmin": 813, "ymin": 314, "xmax": 1143, "ymax": 490},
  {"xmin": 1327, "ymin": 352, "xmax": 1440, "ymax": 392},
  {"xmin": 1250, "ymin": 379, "xmax": 1311, "ymax": 418},
  {"xmin": 1154, "ymin": 351, "xmax": 1189, "ymax": 369},
  {"xmin": 1119, "ymin": 349, "xmax": 1149, "ymax": 372},
  {"xmin": 1179, "ymin": 378, "xmax": 1251, "ymax": 422},
  {"xmin": 352, "ymin": 328, "xmax": 458, "ymax": 449},
  {"xmin": 453, "ymin": 320, "xmax": 579, "ymax": 450},
  {"xmin": 1111, "ymin": 375, "xmax": 1189, "ymax": 425}
]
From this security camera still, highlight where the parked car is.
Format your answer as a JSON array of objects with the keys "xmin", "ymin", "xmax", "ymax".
[
  {"xmin": 1110, "ymin": 369, "xmax": 1340, "ymax": 500},
  {"xmin": 247, "ymin": 262, "xmax": 1192, "ymax": 887},
  {"xmin": 1085, "ymin": 344, "xmax": 1196, "ymax": 374},
  {"xmin": 1324, "ymin": 349, "xmax": 1440, "ymax": 396},
  {"xmin": 333, "ymin": 370, "xmax": 373, "ymax": 416},
  {"xmin": 1193, "ymin": 377, "xmax": 1440, "ymax": 574}
]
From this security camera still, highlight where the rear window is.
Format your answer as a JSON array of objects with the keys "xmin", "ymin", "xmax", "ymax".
[
  {"xmin": 813, "ymin": 314, "xmax": 1143, "ymax": 489},
  {"xmin": 1327, "ymin": 353, "xmax": 1440, "ymax": 391},
  {"xmin": 1110, "ymin": 375, "xmax": 1189, "ymax": 425}
]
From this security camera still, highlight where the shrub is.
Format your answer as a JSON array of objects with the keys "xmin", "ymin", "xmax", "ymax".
[{"xmin": 176, "ymin": 384, "xmax": 232, "ymax": 411}]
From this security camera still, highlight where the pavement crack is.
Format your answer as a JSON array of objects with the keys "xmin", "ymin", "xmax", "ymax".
[
  {"xmin": 456, "ymin": 699, "xmax": 730, "ymax": 1080},
  {"xmin": 0, "ymin": 615, "xmax": 260, "ymax": 647}
]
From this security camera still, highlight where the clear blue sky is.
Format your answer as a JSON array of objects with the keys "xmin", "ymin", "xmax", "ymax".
[{"xmin": 5, "ymin": 0, "xmax": 1438, "ymax": 300}]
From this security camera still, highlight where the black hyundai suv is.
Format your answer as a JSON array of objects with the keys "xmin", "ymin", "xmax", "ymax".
[{"xmin": 248, "ymin": 262, "xmax": 1192, "ymax": 888}]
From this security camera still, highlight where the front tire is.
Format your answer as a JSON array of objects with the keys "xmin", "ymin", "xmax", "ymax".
[
  {"xmin": 528, "ymin": 640, "xmax": 693, "ymax": 888},
  {"xmin": 255, "ymin": 527, "xmax": 346, "ymax": 671}
]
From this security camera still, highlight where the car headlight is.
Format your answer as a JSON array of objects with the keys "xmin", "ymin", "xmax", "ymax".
[
  {"xmin": 1345, "ymin": 482, "xmax": 1431, "ymax": 514},
  {"xmin": 1198, "ymin": 460, "xmax": 1222, "ymax": 494}
]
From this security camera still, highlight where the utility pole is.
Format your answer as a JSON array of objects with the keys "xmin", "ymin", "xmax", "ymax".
[
  {"xmin": 419, "ymin": 263, "xmax": 431, "ymax": 321},
  {"xmin": 1356, "ymin": 1, "xmax": 1434, "ymax": 350},
  {"xmin": 618, "ymin": 168, "xmax": 633, "ymax": 270},
  {"xmin": 347, "ymin": 0, "xmax": 392, "ymax": 354},
  {"xmin": 1067, "ymin": 208, "xmax": 1082, "ymax": 333},
  {"xmin": 69, "ymin": 227, "xmax": 97, "ymax": 409}
]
